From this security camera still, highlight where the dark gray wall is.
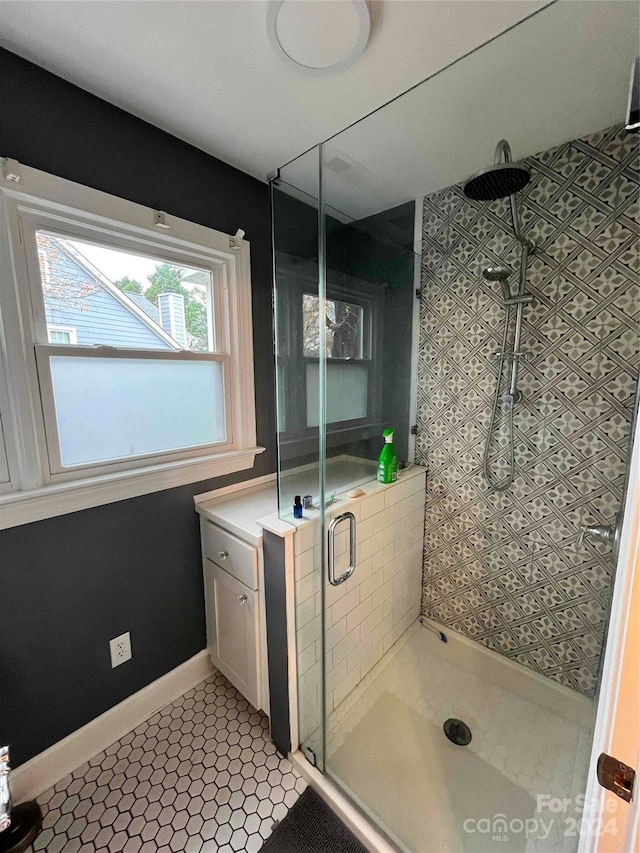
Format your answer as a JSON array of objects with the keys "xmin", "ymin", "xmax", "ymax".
[
  {"xmin": 262, "ymin": 531, "xmax": 290, "ymax": 756},
  {"xmin": 0, "ymin": 47, "xmax": 276, "ymax": 766},
  {"xmin": 273, "ymin": 190, "xmax": 416, "ymax": 465},
  {"xmin": 331, "ymin": 204, "xmax": 416, "ymax": 463}
]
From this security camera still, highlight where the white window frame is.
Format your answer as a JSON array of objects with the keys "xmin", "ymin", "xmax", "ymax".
[
  {"xmin": 0, "ymin": 158, "xmax": 263, "ymax": 528},
  {"xmin": 0, "ymin": 373, "xmax": 11, "ymax": 487},
  {"xmin": 47, "ymin": 325, "xmax": 78, "ymax": 345}
]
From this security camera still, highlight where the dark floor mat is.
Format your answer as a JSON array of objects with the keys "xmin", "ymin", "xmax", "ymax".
[{"xmin": 261, "ymin": 787, "xmax": 369, "ymax": 852}]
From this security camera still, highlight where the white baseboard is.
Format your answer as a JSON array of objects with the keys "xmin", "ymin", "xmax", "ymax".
[{"xmin": 11, "ymin": 650, "xmax": 214, "ymax": 804}]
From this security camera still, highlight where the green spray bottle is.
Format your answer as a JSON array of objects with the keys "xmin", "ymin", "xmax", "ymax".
[{"xmin": 377, "ymin": 428, "xmax": 398, "ymax": 484}]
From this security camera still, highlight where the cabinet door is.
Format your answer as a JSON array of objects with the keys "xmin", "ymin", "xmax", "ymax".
[{"xmin": 209, "ymin": 561, "xmax": 260, "ymax": 710}]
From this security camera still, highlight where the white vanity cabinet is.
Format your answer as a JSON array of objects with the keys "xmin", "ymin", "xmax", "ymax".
[
  {"xmin": 196, "ymin": 478, "xmax": 278, "ymax": 716},
  {"xmin": 201, "ymin": 520, "xmax": 261, "ymax": 710}
]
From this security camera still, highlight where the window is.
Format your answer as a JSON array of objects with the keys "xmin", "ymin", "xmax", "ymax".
[
  {"xmin": 274, "ymin": 258, "xmax": 383, "ymax": 448},
  {"xmin": 32, "ymin": 232, "xmax": 224, "ymax": 473},
  {"xmin": 48, "ymin": 326, "xmax": 78, "ymax": 345},
  {"xmin": 303, "ymin": 291, "xmax": 374, "ymax": 428},
  {"xmin": 36, "ymin": 232, "xmax": 214, "ymax": 353},
  {"xmin": 0, "ymin": 160, "xmax": 261, "ymax": 527},
  {"xmin": 302, "ymin": 294, "xmax": 365, "ymax": 359}
]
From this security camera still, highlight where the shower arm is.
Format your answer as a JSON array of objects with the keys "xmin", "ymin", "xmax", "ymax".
[{"xmin": 494, "ymin": 140, "xmax": 535, "ymax": 255}]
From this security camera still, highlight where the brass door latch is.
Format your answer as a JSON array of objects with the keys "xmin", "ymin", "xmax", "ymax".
[{"xmin": 597, "ymin": 753, "xmax": 636, "ymax": 802}]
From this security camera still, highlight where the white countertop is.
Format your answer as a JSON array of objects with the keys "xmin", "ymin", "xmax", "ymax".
[
  {"xmin": 194, "ymin": 460, "xmax": 427, "ymax": 548},
  {"xmin": 195, "ymin": 479, "xmax": 278, "ymax": 547},
  {"xmin": 260, "ymin": 461, "xmax": 427, "ymax": 536}
]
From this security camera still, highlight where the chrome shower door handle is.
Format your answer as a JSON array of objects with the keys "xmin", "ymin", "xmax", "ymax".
[{"xmin": 328, "ymin": 512, "xmax": 356, "ymax": 587}]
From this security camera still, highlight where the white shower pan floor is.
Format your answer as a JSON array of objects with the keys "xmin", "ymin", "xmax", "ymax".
[{"xmin": 322, "ymin": 620, "xmax": 594, "ymax": 853}]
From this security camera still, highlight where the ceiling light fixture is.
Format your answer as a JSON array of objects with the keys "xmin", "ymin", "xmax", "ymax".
[{"xmin": 267, "ymin": 0, "xmax": 371, "ymax": 74}]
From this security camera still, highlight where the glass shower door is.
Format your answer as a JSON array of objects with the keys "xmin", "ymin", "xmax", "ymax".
[
  {"xmin": 317, "ymin": 138, "xmax": 424, "ymax": 850},
  {"xmin": 271, "ymin": 16, "xmax": 638, "ymax": 841},
  {"xmin": 271, "ymin": 143, "xmax": 421, "ymax": 787},
  {"xmin": 302, "ymin": 8, "xmax": 639, "ymax": 849},
  {"xmin": 271, "ymin": 147, "xmax": 329, "ymax": 773}
]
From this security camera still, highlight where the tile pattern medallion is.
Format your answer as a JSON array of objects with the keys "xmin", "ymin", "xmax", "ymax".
[
  {"xmin": 29, "ymin": 672, "xmax": 306, "ymax": 853},
  {"xmin": 417, "ymin": 124, "xmax": 639, "ymax": 696}
]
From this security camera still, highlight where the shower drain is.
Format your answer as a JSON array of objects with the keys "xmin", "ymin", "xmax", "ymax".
[{"xmin": 443, "ymin": 718, "xmax": 472, "ymax": 746}]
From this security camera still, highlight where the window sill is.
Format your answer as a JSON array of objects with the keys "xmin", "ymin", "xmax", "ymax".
[{"xmin": 0, "ymin": 446, "xmax": 265, "ymax": 530}]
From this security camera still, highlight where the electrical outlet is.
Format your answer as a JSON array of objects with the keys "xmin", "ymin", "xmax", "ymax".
[{"xmin": 109, "ymin": 632, "xmax": 132, "ymax": 668}]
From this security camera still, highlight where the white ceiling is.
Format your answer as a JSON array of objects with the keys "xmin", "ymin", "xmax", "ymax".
[
  {"xmin": 0, "ymin": 0, "xmax": 547, "ymax": 182},
  {"xmin": 297, "ymin": 0, "xmax": 640, "ymax": 219}
]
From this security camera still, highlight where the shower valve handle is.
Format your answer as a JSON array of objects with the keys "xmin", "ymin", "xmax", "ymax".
[{"xmin": 577, "ymin": 517, "xmax": 621, "ymax": 554}]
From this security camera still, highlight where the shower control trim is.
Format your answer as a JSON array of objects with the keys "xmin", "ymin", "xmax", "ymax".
[
  {"xmin": 578, "ymin": 515, "xmax": 621, "ymax": 558},
  {"xmin": 328, "ymin": 512, "xmax": 356, "ymax": 586},
  {"xmin": 579, "ymin": 523, "xmax": 616, "ymax": 543}
]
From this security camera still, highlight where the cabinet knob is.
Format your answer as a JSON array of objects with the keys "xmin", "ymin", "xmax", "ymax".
[
  {"xmin": 218, "ymin": 550, "xmax": 229, "ymax": 559},
  {"xmin": 237, "ymin": 594, "xmax": 248, "ymax": 605}
]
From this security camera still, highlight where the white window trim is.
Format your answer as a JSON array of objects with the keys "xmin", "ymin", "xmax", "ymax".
[
  {"xmin": 47, "ymin": 325, "xmax": 78, "ymax": 344},
  {"xmin": 0, "ymin": 158, "xmax": 264, "ymax": 529}
]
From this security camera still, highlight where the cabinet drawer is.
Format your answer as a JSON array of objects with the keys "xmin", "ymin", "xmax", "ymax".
[{"xmin": 201, "ymin": 521, "xmax": 258, "ymax": 590}]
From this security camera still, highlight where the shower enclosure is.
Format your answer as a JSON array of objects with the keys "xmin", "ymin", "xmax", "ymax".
[{"xmin": 271, "ymin": 3, "xmax": 639, "ymax": 850}]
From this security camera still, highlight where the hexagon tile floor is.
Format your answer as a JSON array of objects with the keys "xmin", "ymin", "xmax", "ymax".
[{"xmin": 29, "ymin": 671, "xmax": 306, "ymax": 853}]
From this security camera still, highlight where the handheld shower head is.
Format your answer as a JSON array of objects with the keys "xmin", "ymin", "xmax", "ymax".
[
  {"xmin": 482, "ymin": 265, "xmax": 511, "ymax": 282},
  {"xmin": 483, "ymin": 265, "xmax": 512, "ymax": 300}
]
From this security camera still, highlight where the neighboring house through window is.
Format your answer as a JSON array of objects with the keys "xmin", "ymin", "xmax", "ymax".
[
  {"xmin": 38, "ymin": 234, "xmax": 181, "ymax": 350},
  {"xmin": 48, "ymin": 326, "xmax": 78, "ymax": 345}
]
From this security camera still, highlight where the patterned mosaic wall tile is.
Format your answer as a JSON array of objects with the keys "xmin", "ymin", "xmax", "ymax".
[{"xmin": 416, "ymin": 124, "xmax": 639, "ymax": 696}]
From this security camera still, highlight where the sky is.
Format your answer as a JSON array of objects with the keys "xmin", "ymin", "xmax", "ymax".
[
  {"xmin": 67, "ymin": 239, "xmax": 201, "ymax": 291},
  {"xmin": 68, "ymin": 241, "xmax": 158, "ymax": 289}
]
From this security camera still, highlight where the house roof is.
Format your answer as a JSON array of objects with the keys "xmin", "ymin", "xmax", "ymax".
[{"xmin": 125, "ymin": 292, "xmax": 162, "ymax": 325}]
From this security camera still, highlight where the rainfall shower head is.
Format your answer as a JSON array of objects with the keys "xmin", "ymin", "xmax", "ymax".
[
  {"xmin": 463, "ymin": 163, "xmax": 530, "ymax": 201},
  {"xmin": 463, "ymin": 139, "xmax": 531, "ymax": 201}
]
